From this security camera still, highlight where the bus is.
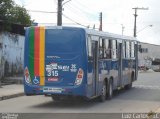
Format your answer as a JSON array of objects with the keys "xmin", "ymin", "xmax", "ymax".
[{"xmin": 24, "ymin": 26, "xmax": 138, "ymax": 102}]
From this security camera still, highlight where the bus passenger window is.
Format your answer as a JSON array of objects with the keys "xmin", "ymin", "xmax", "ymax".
[
  {"xmin": 102, "ymin": 39, "xmax": 106, "ymax": 58},
  {"xmin": 112, "ymin": 40, "xmax": 117, "ymax": 59},
  {"xmin": 99, "ymin": 38, "xmax": 103, "ymax": 59},
  {"xmin": 88, "ymin": 36, "xmax": 92, "ymax": 59},
  {"xmin": 105, "ymin": 39, "xmax": 111, "ymax": 59},
  {"xmin": 126, "ymin": 41, "xmax": 130, "ymax": 58},
  {"xmin": 131, "ymin": 42, "xmax": 135, "ymax": 58}
]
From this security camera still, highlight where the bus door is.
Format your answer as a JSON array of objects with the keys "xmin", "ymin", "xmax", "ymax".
[
  {"xmin": 118, "ymin": 42, "xmax": 123, "ymax": 86},
  {"xmin": 92, "ymin": 40, "xmax": 99, "ymax": 96}
]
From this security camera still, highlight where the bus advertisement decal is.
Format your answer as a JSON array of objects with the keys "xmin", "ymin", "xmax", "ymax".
[
  {"xmin": 28, "ymin": 27, "xmax": 45, "ymax": 86},
  {"xmin": 48, "ymin": 77, "xmax": 58, "ymax": 82},
  {"xmin": 46, "ymin": 63, "xmax": 78, "ymax": 77},
  {"xmin": 24, "ymin": 67, "xmax": 31, "ymax": 84}
]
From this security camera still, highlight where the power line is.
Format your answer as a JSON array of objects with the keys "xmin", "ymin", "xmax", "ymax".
[
  {"xmin": 27, "ymin": 10, "xmax": 57, "ymax": 13},
  {"xmin": 72, "ymin": 0, "xmax": 97, "ymax": 16},
  {"xmin": 68, "ymin": 1, "xmax": 97, "ymax": 19},
  {"xmin": 62, "ymin": 14, "xmax": 88, "ymax": 27},
  {"xmin": 64, "ymin": 5, "xmax": 90, "ymax": 21}
]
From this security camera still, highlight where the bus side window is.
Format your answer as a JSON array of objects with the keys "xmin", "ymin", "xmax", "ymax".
[
  {"xmin": 88, "ymin": 36, "xmax": 92, "ymax": 59},
  {"xmin": 131, "ymin": 42, "xmax": 135, "ymax": 58},
  {"xmin": 112, "ymin": 40, "xmax": 117, "ymax": 59},
  {"xmin": 105, "ymin": 39, "xmax": 111, "ymax": 59},
  {"xmin": 102, "ymin": 39, "xmax": 106, "ymax": 58},
  {"xmin": 126, "ymin": 41, "xmax": 130, "ymax": 58},
  {"xmin": 99, "ymin": 38, "xmax": 106, "ymax": 59}
]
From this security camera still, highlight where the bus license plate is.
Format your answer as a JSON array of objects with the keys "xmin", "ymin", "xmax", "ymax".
[{"xmin": 43, "ymin": 87, "xmax": 62, "ymax": 93}]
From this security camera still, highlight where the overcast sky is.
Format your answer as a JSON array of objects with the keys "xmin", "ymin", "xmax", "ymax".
[{"xmin": 14, "ymin": 0, "xmax": 160, "ymax": 45}]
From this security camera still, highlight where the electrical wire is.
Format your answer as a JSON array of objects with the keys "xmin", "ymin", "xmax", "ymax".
[
  {"xmin": 71, "ymin": 0, "xmax": 97, "ymax": 17},
  {"xmin": 27, "ymin": 10, "xmax": 57, "ymax": 13},
  {"xmin": 64, "ymin": 5, "xmax": 89, "ymax": 22},
  {"xmin": 62, "ymin": 14, "xmax": 88, "ymax": 27}
]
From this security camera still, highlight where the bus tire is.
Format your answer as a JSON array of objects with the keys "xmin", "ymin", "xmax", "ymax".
[
  {"xmin": 106, "ymin": 80, "xmax": 113, "ymax": 100},
  {"xmin": 125, "ymin": 83, "xmax": 132, "ymax": 90},
  {"xmin": 99, "ymin": 81, "xmax": 107, "ymax": 102},
  {"xmin": 51, "ymin": 96, "xmax": 61, "ymax": 102}
]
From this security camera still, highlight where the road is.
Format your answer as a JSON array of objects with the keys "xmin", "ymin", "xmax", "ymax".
[{"xmin": 0, "ymin": 71, "xmax": 160, "ymax": 118}]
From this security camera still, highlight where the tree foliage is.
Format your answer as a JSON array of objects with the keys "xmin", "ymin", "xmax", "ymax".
[{"xmin": 0, "ymin": 0, "xmax": 32, "ymax": 26}]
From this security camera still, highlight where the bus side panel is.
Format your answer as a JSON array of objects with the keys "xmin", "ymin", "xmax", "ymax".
[
  {"xmin": 110, "ymin": 60, "xmax": 119, "ymax": 89},
  {"xmin": 97, "ymin": 61, "xmax": 105, "ymax": 96},
  {"xmin": 122, "ymin": 59, "xmax": 130, "ymax": 86},
  {"xmin": 86, "ymin": 60, "xmax": 94, "ymax": 98}
]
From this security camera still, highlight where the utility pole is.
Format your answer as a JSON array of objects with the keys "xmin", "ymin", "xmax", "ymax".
[
  {"xmin": 99, "ymin": 12, "xmax": 102, "ymax": 31},
  {"xmin": 57, "ymin": 0, "xmax": 63, "ymax": 26},
  {"xmin": 132, "ymin": 7, "xmax": 148, "ymax": 37}
]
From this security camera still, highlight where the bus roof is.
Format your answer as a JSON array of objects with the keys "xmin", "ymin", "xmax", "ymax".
[
  {"xmin": 25, "ymin": 26, "xmax": 137, "ymax": 41},
  {"xmin": 85, "ymin": 28, "xmax": 137, "ymax": 41}
]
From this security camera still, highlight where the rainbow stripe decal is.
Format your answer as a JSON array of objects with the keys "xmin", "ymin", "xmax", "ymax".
[{"xmin": 28, "ymin": 27, "xmax": 45, "ymax": 86}]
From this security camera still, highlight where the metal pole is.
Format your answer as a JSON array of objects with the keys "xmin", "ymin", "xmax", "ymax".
[
  {"xmin": 132, "ymin": 7, "xmax": 148, "ymax": 37},
  {"xmin": 99, "ymin": 12, "xmax": 102, "ymax": 31},
  {"xmin": 57, "ymin": 0, "xmax": 63, "ymax": 26},
  {"xmin": 133, "ymin": 9, "xmax": 137, "ymax": 37}
]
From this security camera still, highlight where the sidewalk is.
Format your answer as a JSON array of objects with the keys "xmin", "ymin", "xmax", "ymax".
[
  {"xmin": 0, "ymin": 84, "xmax": 24, "ymax": 101},
  {"xmin": 155, "ymin": 107, "xmax": 160, "ymax": 113}
]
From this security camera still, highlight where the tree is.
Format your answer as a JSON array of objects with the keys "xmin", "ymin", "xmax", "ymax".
[
  {"xmin": 9, "ymin": 5, "xmax": 32, "ymax": 25},
  {"xmin": 0, "ymin": 0, "xmax": 32, "ymax": 26},
  {"xmin": 0, "ymin": 0, "xmax": 14, "ymax": 20}
]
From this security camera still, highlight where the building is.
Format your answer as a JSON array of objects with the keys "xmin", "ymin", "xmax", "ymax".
[
  {"xmin": 138, "ymin": 42, "xmax": 160, "ymax": 70},
  {"xmin": 0, "ymin": 20, "xmax": 25, "ymax": 80}
]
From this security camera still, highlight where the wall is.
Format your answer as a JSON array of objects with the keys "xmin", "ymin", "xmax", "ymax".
[
  {"xmin": 0, "ymin": 32, "xmax": 24, "ymax": 79},
  {"xmin": 138, "ymin": 42, "xmax": 160, "ymax": 69}
]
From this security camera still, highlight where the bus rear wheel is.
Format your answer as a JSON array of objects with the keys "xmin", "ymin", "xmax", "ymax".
[
  {"xmin": 51, "ymin": 96, "xmax": 61, "ymax": 102},
  {"xmin": 125, "ymin": 82, "xmax": 132, "ymax": 90},
  {"xmin": 99, "ymin": 82, "xmax": 107, "ymax": 102},
  {"xmin": 106, "ymin": 80, "xmax": 113, "ymax": 100}
]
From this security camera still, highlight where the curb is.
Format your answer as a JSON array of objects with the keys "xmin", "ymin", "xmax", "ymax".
[{"xmin": 0, "ymin": 92, "xmax": 24, "ymax": 101}]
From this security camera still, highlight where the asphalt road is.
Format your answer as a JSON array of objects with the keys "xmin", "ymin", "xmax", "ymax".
[{"xmin": 0, "ymin": 71, "xmax": 160, "ymax": 119}]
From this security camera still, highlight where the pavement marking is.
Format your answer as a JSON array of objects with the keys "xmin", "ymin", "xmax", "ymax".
[{"xmin": 133, "ymin": 85, "xmax": 160, "ymax": 90}]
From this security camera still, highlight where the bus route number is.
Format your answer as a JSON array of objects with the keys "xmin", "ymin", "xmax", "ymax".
[{"xmin": 47, "ymin": 70, "xmax": 58, "ymax": 77}]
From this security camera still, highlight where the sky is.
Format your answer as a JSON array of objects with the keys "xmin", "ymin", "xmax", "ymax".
[{"xmin": 14, "ymin": 0, "xmax": 160, "ymax": 45}]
